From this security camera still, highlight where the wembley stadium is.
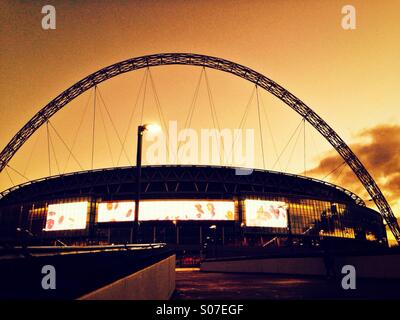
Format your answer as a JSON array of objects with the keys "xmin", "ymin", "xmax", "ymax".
[
  {"xmin": 0, "ymin": 53, "xmax": 396, "ymax": 254},
  {"xmin": 0, "ymin": 165, "xmax": 387, "ymax": 251}
]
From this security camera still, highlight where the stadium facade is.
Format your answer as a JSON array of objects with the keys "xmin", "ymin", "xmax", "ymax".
[{"xmin": 0, "ymin": 165, "xmax": 387, "ymax": 249}]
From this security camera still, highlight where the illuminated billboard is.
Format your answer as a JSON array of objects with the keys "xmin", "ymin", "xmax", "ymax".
[
  {"xmin": 245, "ymin": 200, "xmax": 288, "ymax": 228},
  {"xmin": 139, "ymin": 200, "xmax": 235, "ymax": 221},
  {"xmin": 98, "ymin": 201, "xmax": 135, "ymax": 222},
  {"xmin": 44, "ymin": 202, "xmax": 88, "ymax": 231}
]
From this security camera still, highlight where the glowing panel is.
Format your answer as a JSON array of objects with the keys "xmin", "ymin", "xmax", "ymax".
[
  {"xmin": 139, "ymin": 200, "xmax": 235, "ymax": 221},
  {"xmin": 98, "ymin": 201, "xmax": 135, "ymax": 222},
  {"xmin": 245, "ymin": 200, "xmax": 288, "ymax": 228},
  {"xmin": 44, "ymin": 202, "xmax": 88, "ymax": 231}
]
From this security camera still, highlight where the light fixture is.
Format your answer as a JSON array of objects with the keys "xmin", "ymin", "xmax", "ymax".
[
  {"xmin": 132, "ymin": 123, "xmax": 161, "ymax": 243},
  {"xmin": 143, "ymin": 123, "xmax": 161, "ymax": 134}
]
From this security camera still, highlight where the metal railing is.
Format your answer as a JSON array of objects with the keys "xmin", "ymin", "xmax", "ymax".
[{"xmin": 0, "ymin": 243, "xmax": 167, "ymax": 258}]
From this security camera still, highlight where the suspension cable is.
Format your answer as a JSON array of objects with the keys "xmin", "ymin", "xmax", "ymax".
[
  {"xmin": 140, "ymin": 68, "xmax": 149, "ymax": 124},
  {"xmin": 272, "ymin": 118, "xmax": 303, "ymax": 170},
  {"xmin": 184, "ymin": 68, "xmax": 204, "ymax": 129},
  {"xmin": 97, "ymin": 91, "xmax": 115, "ymax": 167},
  {"xmin": 227, "ymin": 85, "xmax": 256, "ymax": 165},
  {"xmin": 259, "ymin": 92, "xmax": 281, "ymax": 171},
  {"xmin": 321, "ymin": 160, "xmax": 347, "ymax": 181},
  {"xmin": 177, "ymin": 68, "xmax": 204, "ymax": 162},
  {"xmin": 204, "ymin": 68, "xmax": 225, "ymax": 162},
  {"xmin": 308, "ymin": 121, "xmax": 321, "ymax": 176},
  {"xmin": 303, "ymin": 118, "xmax": 306, "ymax": 176},
  {"xmin": 23, "ymin": 130, "xmax": 40, "ymax": 177},
  {"xmin": 117, "ymin": 69, "xmax": 148, "ymax": 166},
  {"xmin": 5, "ymin": 164, "xmax": 30, "ymax": 182},
  {"xmin": 204, "ymin": 69, "xmax": 222, "ymax": 131},
  {"xmin": 256, "ymin": 86, "xmax": 266, "ymax": 169},
  {"xmin": 91, "ymin": 85, "xmax": 97, "ymax": 170},
  {"xmin": 46, "ymin": 120, "xmax": 51, "ymax": 176},
  {"xmin": 309, "ymin": 123, "xmax": 320, "ymax": 152},
  {"xmin": 285, "ymin": 118, "xmax": 304, "ymax": 172},
  {"xmin": 4, "ymin": 167, "xmax": 15, "ymax": 186},
  {"xmin": 332, "ymin": 162, "xmax": 347, "ymax": 183},
  {"xmin": 63, "ymin": 88, "xmax": 93, "ymax": 173},
  {"xmin": 48, "ymin": 125, "xmax": 61, "ymax": 175},
  {"xmin": 47, "ymin": 121, "xmax": 84, "ymax": 171},
  {"xmin": 148, "ymin": 68, "xmax": 170, "ymax": 162},
  {"xmin": 96, "ymin": 87, "xmax": 132, "ymax": 165}
]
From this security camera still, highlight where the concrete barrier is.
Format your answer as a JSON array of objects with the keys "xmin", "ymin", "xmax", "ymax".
[
  {"xmin": 201, "ymin": 254, "xmax": 400, "ymax": 279},
  {"xmin": 79, "ymin": 255, "xmax": 176, "ymax": 300},
  {"xmin": 336, "ymin": 254, "xmax": 400, "ymax": 279},
  {"xmin": 201, "ymin": 256, "xmax": 325, "ymax": 276}
]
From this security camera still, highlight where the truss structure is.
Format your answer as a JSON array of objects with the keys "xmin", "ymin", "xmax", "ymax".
[
  {"xmin": 0, "ymin": 165, "xmax": 364, "ymax": 207},
  {"xmin": 0, "ymin": 53, "xmax": 398, "ymax": 241}
]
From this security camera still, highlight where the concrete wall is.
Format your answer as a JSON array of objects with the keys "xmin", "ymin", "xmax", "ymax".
[
  {"xmin": 201, "ymin": 257, "xmax": 325, "ymax": 276},
  {"xmin": 201, "ymin": 254, "xmax": 400, "ymax": 279},
  {"xmin": 79, "ymin": 255, "xmax": 176, "ymax": 300},
  {"xmin": 336, "ymin": 254, "xmax": 400, "ymax": 279}
]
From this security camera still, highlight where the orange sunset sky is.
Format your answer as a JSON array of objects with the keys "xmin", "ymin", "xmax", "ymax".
[{"xmin": 1, "ymin": 0, "xmax": 399, "ymax": 236}]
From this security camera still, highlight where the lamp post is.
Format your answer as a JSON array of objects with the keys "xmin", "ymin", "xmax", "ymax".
[{"xmin": 132, "ymin": 123, "xmax": 160, "ymax": 243}]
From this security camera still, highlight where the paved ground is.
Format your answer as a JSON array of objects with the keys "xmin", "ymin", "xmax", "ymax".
[{"xmin": 173, "ymin": 269, "xmax": 400, "ymax": 300}]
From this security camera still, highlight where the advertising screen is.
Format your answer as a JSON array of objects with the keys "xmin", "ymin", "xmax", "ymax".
[
  {"xmin": 139, "ymin": 200, "xmax": 235, "ymax": 221},
  {"xmin": 98, "ymin": 201, "xmax": 135, "ymax": 222},
  {"xmin": 244, "ymin": 200, "xmax": 288, "ymax": 228},
  {"xmin": 44, "ymin": 202, "xmax": 88, "ymax": 231}
]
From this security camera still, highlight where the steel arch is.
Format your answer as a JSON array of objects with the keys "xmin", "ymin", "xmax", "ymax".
[{"xmin": 0, "ymin": 53, "xmax": 399, "ymax": 242}]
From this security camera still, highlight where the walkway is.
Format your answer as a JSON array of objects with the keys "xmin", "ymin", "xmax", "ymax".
[{"xmin": 173, "ymin": 269, "xmax": 400, "ymax": 300}]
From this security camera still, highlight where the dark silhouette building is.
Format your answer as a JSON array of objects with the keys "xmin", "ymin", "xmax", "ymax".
[{"xmin": 0, "ymin": 165, "xmax": 387, "ymax": 250}]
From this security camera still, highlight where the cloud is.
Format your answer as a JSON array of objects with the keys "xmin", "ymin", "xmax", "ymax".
[{"xmin": 306, "ymin": 124, "xmax": 400, "ymax": 215}]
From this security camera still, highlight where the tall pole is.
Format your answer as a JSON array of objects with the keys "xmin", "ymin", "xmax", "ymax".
[
  {"xmin": 133, "ymin": 125, "xmax": 145, "ymax": 243},
  {"xmin": 287, "ymin": 208, "xmax": 293, "ymax": 247}
]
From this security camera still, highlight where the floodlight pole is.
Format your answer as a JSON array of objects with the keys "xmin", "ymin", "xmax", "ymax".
[{"xmin": 132, "ymin": 125, "xmax": 145, "ymax": 243}]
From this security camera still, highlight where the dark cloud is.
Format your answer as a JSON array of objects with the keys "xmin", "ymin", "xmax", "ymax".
[{"xmin": 306, "ymin": 124, "xmax": 400, "ymax": 209}]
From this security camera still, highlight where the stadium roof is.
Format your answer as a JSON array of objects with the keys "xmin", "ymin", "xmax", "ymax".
[{"xmin": 0, "ymin": 165, "xmax": 365, "ymax": 206}]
